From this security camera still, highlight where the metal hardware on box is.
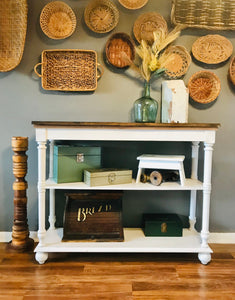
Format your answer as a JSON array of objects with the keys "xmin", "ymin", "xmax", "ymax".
[
  {"xmin": 161, "ymin": 222, "xmax": 167, "ymax": 233},
  {"xmin": 77, "ymin": 153, "xmax": 84, "ymax": 163},
  {"xmin": 108, "ymin": 173, "xmax": 116, "ymax": 183}
]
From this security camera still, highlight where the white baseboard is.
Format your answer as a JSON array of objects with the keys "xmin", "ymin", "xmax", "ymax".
[{"xmin": 0, "ymin": 231, "xmax": 235, "ymax": 244}]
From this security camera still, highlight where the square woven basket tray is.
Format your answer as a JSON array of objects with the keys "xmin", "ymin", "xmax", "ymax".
[{"xmin": 34, "ymin": 49, "xmax": 102, "ymax": 91}]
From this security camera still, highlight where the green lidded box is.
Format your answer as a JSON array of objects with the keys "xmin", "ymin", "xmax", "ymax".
[
  {"xmin": 53, "ymin": 145, "xmax": 101, "ymax": 183},
  {"xmin": 143, "ymin": 213, "xmax": 183, "ymax": 237},
  {"xmin": 84, "ymin": 168, "xmax": 132, "ymax": 187}
]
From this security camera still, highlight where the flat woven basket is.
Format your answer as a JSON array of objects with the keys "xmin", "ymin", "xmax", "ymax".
[
  {"xmin": 34, "ymin": 49, "xmax": 104, "ymax": 91},
  {"xmin": 188, "ymin": 71, "xmax": 221, "ymax": 104},
  {"xmin": 192, "ymin": 35, "xmax": 233, "ymax": 65},
  {"xmin": 163, "ymin": 45, "xmax": 191, "ymax": 79},
  {"xmin": 133, "ymin": 12, "xmax": 168, "ymax": 44},
  {"xmin": 118, "ymin": 0, "xmax": 148, "ymax": 10},
  {"xmin": 171, "ymin": 0, "xmax": 235, "ymax": 30},
  {"xmin": 40, "ymin": 1, "xmax": 76, "ymax": 39},
  {"xmin": 84, "ymin": 0, "xmax": 119, "ymax": 33},
  {"xmin": 229, "ymin": 56, "xmax": 235, "ymax": 86},
  {"xmin": 0, "ymin": 0, "xmax": 27, "ymax": 72},
  {"xmin": 105, "ymin": 32, "xmax": 135, "ymax": 68}
]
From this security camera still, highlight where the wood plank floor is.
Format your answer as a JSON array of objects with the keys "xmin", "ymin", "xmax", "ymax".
[{"xmin": 0, "ymin": 243, "xmax": 235, "ymax": 299}]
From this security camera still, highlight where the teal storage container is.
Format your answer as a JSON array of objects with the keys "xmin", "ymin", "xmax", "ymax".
[
  {"xmin": 53, "ymin": 145, "xmax": 101, "ymax": 183},
  {"xmin": 143, "ymin": 213, "xmax": 183, "ymax": 237}
]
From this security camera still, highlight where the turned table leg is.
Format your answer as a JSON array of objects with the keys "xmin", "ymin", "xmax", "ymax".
[{"xmin": 7, "ymin": 137, "xmax": 34, "ymax": 252}]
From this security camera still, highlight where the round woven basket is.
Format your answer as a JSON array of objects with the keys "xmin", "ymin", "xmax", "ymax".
[
  {"xmin": 192, "ymin": 34, "xmax": 233, "ymax": 64},
  {"xmin": 229, "ymin": 56, "xmax": 235, "ymax": 86},
  {"xmin": 105, "ymin": 32, "xmax": 135, "ymax": 68},
  {"xmin": 40, "ymin": 1, "xmax": 76, "ymax": 39},
  {"xmin": 118, "ymin": 0, "xmax": 148, "ymax": 10},
  {"xmin": 84, "ymin": 0, "xmax": 119, "ymax": 33},
  {"xmin": 133, "ymin": 12, "xmax": 168, "ymax": 44},
  {"xmin": 163, "ymin": 45, "xmax": 191, "ymax": 79},
  {"xmin": 188, "ymin": 71, "xmax": 221, "ymax": 104}
]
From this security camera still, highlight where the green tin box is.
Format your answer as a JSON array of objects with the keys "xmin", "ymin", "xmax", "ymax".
[
  {"xmin": 53, "ymin": 145, "xmax": 101, "ymax": 183},
  {"xmin": 143, "ymin": 213, "xmax": 183, "ymax": 237}
]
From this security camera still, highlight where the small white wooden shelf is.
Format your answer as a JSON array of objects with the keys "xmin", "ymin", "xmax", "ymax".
[
  {"xmin": 35, "ymin": 228, "xmax": 212, "ymax": 254},
  {"xmin": 32, "ymin": 122, "xmax": 220, "ymax": 265},
  {"xmin": 45, "ymin": 178, "xmax": 203, "ymax": 190}
]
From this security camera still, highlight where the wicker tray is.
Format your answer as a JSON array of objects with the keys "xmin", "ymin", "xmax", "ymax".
[
  {"xmin": 118, "ymin": 0, "xmax": 148, "ymax": 10},
  {"xmin": 84, "ymin": 0, "xmax": 119, "ymax": 33},
  {"xmin": 171, "ymin": 0, "xmax": 235, "ymax": 30},
  {"xmin": 0, "ymin": 0, "xmax": 27, "ymax": 72},
  {"xmin": 34, "ymin": 49, "xmax": 104, "ymax": 91},
  {"xmin": 40, "ymin": 1, "xmax": 76, "ymax": 40},
  {"xmin": 192, "ymin": 35, "xmax": 233, "ymax": 64},
  {"xmin": 229, "ymin": 56, "xmax": 235, "ymax": 86},
  {"xmin": 163, "ymin": 45, "xmax": 191, "ymax": 79},
  {"xmin": 105, "ymin": 32, "xmax": 135, "ymax": 68},
  {"xmin": 133, "ymin": 12, "xmax": 168, "ymax": 44},
  {"xmin": 188, "ymin": 71, "xmax": 221, "ymax": 104}
]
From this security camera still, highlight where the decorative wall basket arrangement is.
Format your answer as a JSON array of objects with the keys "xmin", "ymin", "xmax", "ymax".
[
  {"xmin": 133, "ymin": 12, "xmax": 168, "ymax": 44},
  {"xmin": 171, "ymin": 0, "xmax": 235, "ymax": 30},
  {"xmin": 84, "ymin": 0, "xmax": 119, "ymax": 33},
  {"xmin": 163, "ymin": 45, "xmax": 191, "ymax": 79},
  {"xmin": 229, "ymin": 57, "xmax": 235, "ymax": 86},
  {"xmin": 192, "ymin": 35, "xmax": 233, "ymax": 65},
  {"xmin": 0, "ymin": 0, "xmax": 27, "ymax": 72},
  {"xmin": 40, "ymin": 1, "xmax": 76, "ymax": 40},
  {"xmin": 105, "ymin": 32, "xmax": 135, "ymax": 68},
  {"xmin": 118, "ymin": 0, "xmax": 148, "ymax": 10},
  {"xmin": 34, "ymin": 49, "xmax": 104, "ymax": 91},
  {"xmin": 188, "ymin": 71, "xmax": 221, "ymax": 104}
]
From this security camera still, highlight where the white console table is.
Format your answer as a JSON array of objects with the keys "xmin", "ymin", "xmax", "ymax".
[{"xmin": 32, "ymin": 122, "xmax": 220, "ymax": 264}]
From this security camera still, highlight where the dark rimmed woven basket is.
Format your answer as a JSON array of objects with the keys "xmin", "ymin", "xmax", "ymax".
[
  {"xmin": 84, "ymin": 0, "xmax": 119, "ymax": 33},
  {"xmin": 188, "ymin": 71, "xmax": 221, "ymax": 104},
  {"xmin": 105, "ymin": 32, "xmax": 135, "ymax": 68},
  {"xmin": 229, "ymin": 56, "xmax": 235, "ymax": 86}
]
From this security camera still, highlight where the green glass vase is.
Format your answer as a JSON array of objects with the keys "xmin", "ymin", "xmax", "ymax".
[{"xmin": 134, "ymin": 81, "xmax": 158, "ymax": 123}]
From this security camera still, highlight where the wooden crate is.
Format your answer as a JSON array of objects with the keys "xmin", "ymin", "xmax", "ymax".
[{"xmin": 63, "ymin": 191, "xmax": 124, "ymax": 241}]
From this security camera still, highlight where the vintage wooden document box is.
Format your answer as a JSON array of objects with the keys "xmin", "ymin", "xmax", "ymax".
[
  {"xmin": 53, "ymin": 145, "xmax": 101, "ymax": 183},
  {"xmin": 143, "ymin": 213, "xmax": 183, "ymax": 237},
  {"xmin": 63, "ymin": 191, "xmax": 124, "ymax": 241},
  {"xmin": 84, "ymin": 168, "xmax": 132, "ymax": 186}
]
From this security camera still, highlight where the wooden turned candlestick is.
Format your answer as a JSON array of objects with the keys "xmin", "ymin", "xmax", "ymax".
[{"xmin": 7, "ymin": 137, "xmax": 34, "ymax": 252}]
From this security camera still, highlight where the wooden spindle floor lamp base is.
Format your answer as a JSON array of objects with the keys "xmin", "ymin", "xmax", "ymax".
[{"xmin": 7, "ymin": 137, "xmax": 34, "ymax": 252}]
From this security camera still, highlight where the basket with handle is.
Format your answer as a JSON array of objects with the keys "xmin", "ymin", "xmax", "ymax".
[{"xmin": 34, "ymin": 49, "xmax": 104, "ymax": 91}]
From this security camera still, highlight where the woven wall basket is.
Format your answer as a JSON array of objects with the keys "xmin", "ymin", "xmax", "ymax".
[
  {"xmin": 34, "ymin": 49, "xmax": 104, "ymax": 92},
  {"xmin": 229, "ymin": 56, "xmax": 235, "ymax": 86},
  {"xmin": 105, "ymin": 32, "xmax": 135, "ymax": 68},
  {"xmin": 0, "ymin": 0, "xmax": 27, "ymax": 72},
  {"xmin": 163, "ymin": 45, "xmax": 191, "ymax": 79},
  {"xmin": 171, "ymin": 0, "xmax": 235, "ymax": 30},
  {"xmin": 188, "ymin": 71, "xmax": 221, "ymax": 104},
  {"xmin": 133, "ymin": 12, "xmax": 168, "ymax": 44},
  {"xmin": 118, "ymin": 0, "xmax": 148, "ymax": 10},
  {"xmin": 192, "ymin": 35, "xmax": 233, "ymax": 65},
  {"xmin": 84, "ymin": 0, "xmax": 119, "ymax": 33},
  {"xmin": 40, "ymin": 1, "xmax": 76, "ymax": 40}
]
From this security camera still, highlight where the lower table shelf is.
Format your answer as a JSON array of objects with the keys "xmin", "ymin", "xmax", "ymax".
[{"xmin": 35, "ymin": 228, "xmax": 212, "ymax": 265}]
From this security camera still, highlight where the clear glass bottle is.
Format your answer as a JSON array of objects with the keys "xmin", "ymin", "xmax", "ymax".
[{"xmin": 134, "ymin": 81, "xmax": 158, "ymax": 123}]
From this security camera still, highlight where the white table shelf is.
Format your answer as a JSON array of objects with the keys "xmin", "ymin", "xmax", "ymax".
[{"xmin": 32, "ymin": 122, "xmax": 220, "ymax": 265}]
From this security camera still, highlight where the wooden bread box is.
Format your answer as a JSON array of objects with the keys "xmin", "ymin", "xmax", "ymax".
[
  {"xmin": 84, "ymin": 168, "xmax": 132, "ymax": 187},
  {"xmin": 53, "ymin": 144, "xmax": 101, "ymax": 183}
]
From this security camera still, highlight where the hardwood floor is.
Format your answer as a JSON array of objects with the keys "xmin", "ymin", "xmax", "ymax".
[{"xmin": 0, "ymin": 243, "xmax": 235, "ymax": 299}]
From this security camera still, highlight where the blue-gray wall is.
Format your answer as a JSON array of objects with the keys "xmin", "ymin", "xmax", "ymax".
[{"xmin": 0, "ymin": 0, "xmax": 234, "ymax": 232}]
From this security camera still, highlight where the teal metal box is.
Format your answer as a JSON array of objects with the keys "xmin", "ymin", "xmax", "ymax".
[
  {"xmin": 53, "ymin": 145, "xmax": 101, "ymax": 183},
  {"xmin": 143, "ymin": 213, "xmax": 183, "ymax": 237}
]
